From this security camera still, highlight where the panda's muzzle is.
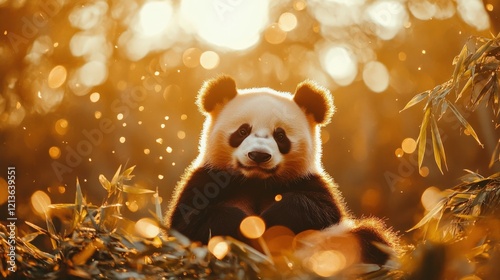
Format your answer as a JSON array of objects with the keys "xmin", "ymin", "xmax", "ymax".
[{"xmin": 247, "ymin": 151, "xmax": 271, "ymax": 163}]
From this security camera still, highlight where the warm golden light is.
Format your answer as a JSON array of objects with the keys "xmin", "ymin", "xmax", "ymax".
[
  {"xmin": 293, "ymin": 0, "xmax": 306, "ymax": 11},
  {"xmin": 321, "ymin": 45, "xmax": 357, "ymax": 86},
  {"xmin": 264, "ymin": 23, "xmax": 287, "ymax": 45},
  {"xmin": 274, "ymin": 194, "xmax": 282, "ymax": 202},
  {"xmin": 421, "ymin": 186, "xmax": 443, "ymax": 212},
  {"xmin": 419, "ymin": 166, "xmax": 430, "ymax": 177},
  {"xmin": 135, "ymin": 218, "xmax": 160, "ymax": 238},
  {"xmin": 307, "ymin": 250, "xmax": 347, "ymax": 277},
  {"xmin": 144, "ymin": 148, "xmax": 150, "ymax": 155},
  {"xmin": 240, "ymin": 216, "xmax": 266, "ymax": 239},
  {"xmin": 94, "ymin": 111, "xmax": 102, "ymax": 119},
  {"xmin": 177, "ymin": 131, "xmax": 186, "ymax": 139},
  {"xmin": 166, "ymin": 146, "xmax": 172, "ymax": 153},
  {"xmin": 48, "ymin": 146, "xmax": 61, "ymax": 159},
  {"xmin": 89, "ymin": 92, "xmax": 100, "ymax": 103},
  {"xmin": 48, "ymin": 65, "xmax": 67, "ymax": 89},
  {"xmin": 395, "ymin": 148, "xmax": 404, "ymax": 158},
  {"xmin": 127, "ymin": 200, "xmax": 139, "ymax": 212},
  {"xmin": 182, "ymin": 48, "xmax": 202, "ymax": 68},
  {"xmin": 278, "ymin": 12, "xmax": 298, "ymax": 32},
  {"xmin": 31, "ymin": 190, "xmax": 51, "ymax": 216},
  {"xmin": 363, "ymin": 61, "xmax": 389, "ymax": 93},
  {"xmin": 54, "ymin": 118, "xmax": 69, "ymax": 135},
  {"xmin": 402, "ymin": 137, "xmax": 417, "ymax": 154},
  {"xmin": 119, "ymin": 136, "xmax": 126, "ymax": 143},
  {"xmin": 138, "ymin": 1, "xmax": 173, "ymax": 36},
  {"xmin": 200, "ymin": 51, "xmax": 220, "ymax": 70},
  {"xmin": 180, "ymin": 0, "xmax": 269, "ymax": 50},
  {"xmin": 208, "ymin": 236, "xmax": 229, "ymax": 260}
]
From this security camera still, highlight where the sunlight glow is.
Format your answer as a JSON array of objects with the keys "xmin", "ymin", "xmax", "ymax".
[
  {"xmin": 321, "ymin": 45, "xmax": 357, "ymax": 86},
  {"xmin": 278, "ymin": 12, "xmax": 298, "ymax": 32},
  {"xmin": 180, "ymin": 0, "xmax": 269, "ymax": 50},
  {"xmin": 138, "ymin": 1, "xmax": 173, "ymax": 36},
  {"xmin": 48, "ymin": 65, "xmax": 67, "ymax": 89},
  {"xmin": 363, "ymin": 61, "xmax": 389, "ymax": 92},
  {"xmin": 456, "ymin": 0, "xmax": 489, "ymax": 30},
  {"xmin": 365, "ymin": 1, "xmax": 407, "ymax": 40}
]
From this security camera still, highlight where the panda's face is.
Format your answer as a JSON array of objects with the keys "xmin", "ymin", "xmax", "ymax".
[
  {"xmin": 204, "ymin": 91, "xmax": 316, "ymax": 179},
  {"xmin": 196, "ymin": 76, "xmax": 334, "ymax": 180}
]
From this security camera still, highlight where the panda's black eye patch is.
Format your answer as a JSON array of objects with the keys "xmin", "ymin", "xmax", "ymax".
[
  {"xmin": 229, "ymin": 123, "xmax": 251, "ymax": 148},
  {"xmin": 273, "ymin": 127, "xmax": 291, "ymax": 154}
]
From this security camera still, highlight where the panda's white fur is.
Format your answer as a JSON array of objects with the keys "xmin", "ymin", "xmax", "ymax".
[{"xmin": 196, "ymin": 88, "xmax": 324, "ymax": 180}]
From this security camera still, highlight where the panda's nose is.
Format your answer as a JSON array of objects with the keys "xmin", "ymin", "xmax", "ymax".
[{"xmin": 248, "ymin": 151, "xmax": 271, "ymax": 163}]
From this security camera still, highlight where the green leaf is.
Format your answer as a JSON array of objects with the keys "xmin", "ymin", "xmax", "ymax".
[
  {"xmin": 400, "ymin": 91, "xmax": 429, "ymax": 112},
  {"xmin": 446, "ymin": 101, "xmax": 484, "ymax": 147},
  {"xmin": 417, "ymin": 107, "xmax": 431, "ymax": 169}
]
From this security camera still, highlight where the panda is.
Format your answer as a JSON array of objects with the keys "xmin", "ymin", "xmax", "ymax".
[{"xmin": 165, "ymin": 75, "xmax": 397, "ymax": 265}]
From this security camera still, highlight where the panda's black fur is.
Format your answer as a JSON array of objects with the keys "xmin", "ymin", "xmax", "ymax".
[{"xmin": 166, "ymin": 75, "xmax": 397, "ymax": 265}]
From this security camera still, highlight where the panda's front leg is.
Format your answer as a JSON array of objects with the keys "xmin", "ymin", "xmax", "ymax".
[
  {"xmin": 171, "ymin": 203, "xmax": 248, "ymax": 244},
  {"xmin": 260, "ymin": 190, "xmax": 342, "ymax": 234}
]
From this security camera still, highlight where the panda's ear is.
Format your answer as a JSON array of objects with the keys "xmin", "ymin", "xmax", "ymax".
[
  {"xmin": 197, "ymin": 75, "xmax": 237, "ymax": 114},
  {"xmin": 293, "ymin": 80, "xmax": 335, "ymax": 126}
]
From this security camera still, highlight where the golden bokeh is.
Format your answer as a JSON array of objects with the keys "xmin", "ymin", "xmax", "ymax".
[
  {"xmin": 48, "ymin": 146, "xmax": 61, "ymax": 159},
  {"xmin": 200, "ymin": 51, "xmax": 220, "ymax": 70},
  {"xmin": 306, "ymin": 250, "xmax": 347, "ymax": 277},
  {"xmin": 208, "ymin": 236, "xmax": 229, "ymax": 260},
  {"xmin": 278, "ymin": 12, "xmax": 298, "ymax": 32},
  {"xmin": 48, "ymin": 65, "xmax": 67, "ymax": 89},
  {"xmin": 264, "ymin": 23, "xmax": 287, "ymax": 45},
  {"xmin": 135, "ymin": 218, "xmax": 160, "ymax": 239},
  {"xmin": 402, "ymin": 137, "xmax": 417, "ymax": 154},
  {"xmin": 421, "ymin": 186, "xmax": 443, "ymax": 212},
  {"xmin": 54, "ymin": 118, "xmax": 69, "ymax": 135},
  {"xmin": 182, "ymin": 48, "xmax": 202, "ymax": 68},
  {"xmin": 240, "ymin": 216, "xmax": 266, "ymax": 239},
  {"xmin": 31, "ymin": 190, "xmax": 51, "ymax": 216}
]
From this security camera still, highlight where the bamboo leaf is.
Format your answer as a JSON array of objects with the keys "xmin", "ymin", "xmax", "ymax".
[
  {"xmin": 431, "ymin": 118, "xmax": 443, "ymax": 174},
  {"xmin": 122, "ymin": 165, "xmax": 136, "ymax": 179},
  {"xmin": 452, "ymin": 43, "xmax": 467, "ymax": 85},
  {"xmin": 469, "ymin": 38, "xmax": 494, "ymax": 62},
  {"xmin": 99, "ymin": 174, "xmax": 111, "ymax": 191},
  {"xmin": 417, "ymin": 107, "xmax": 431, "ymax": 169},
  {"xmin": 111, "ymin": 165, "xmax": 122, "ymax": 186},
  {"xmin": 489, "ymin": 140, "xmax": 500, "ymax": 168},
  {"xmin": 400, "ymin": 91, "xmax": 429, "ymax": 112},
  {"xmin": 407, "ymin": 199, "xmax": 446, "ymax": 232},
  {"xmin": 447, "ymin": 101, "xmax": 484, "ymax": 147},
  {"xmin": 122, "ymin": 185, "xmax": 155, "ymax": 194},
  {"xmin": 455, "ymin": 76, "xmax": 473, "ymax": 102},
  {"xmin": 431, "ymin": 116, "xmax": 448, "ymax": 173}
]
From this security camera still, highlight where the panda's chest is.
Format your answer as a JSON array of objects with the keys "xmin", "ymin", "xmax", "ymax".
[{"xmin": 221, "ymin": 181, "xmax": 280, "ymax": 215}]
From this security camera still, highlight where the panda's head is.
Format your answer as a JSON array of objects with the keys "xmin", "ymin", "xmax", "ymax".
[{"xmin": 196, "ymin": 75, "xmax": 334, "ymax": 180}]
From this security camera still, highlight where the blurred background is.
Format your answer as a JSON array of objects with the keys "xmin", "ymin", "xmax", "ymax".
[{"xmin": 0, "ymin": 0, "xmax": 499, "ymax": 243}]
